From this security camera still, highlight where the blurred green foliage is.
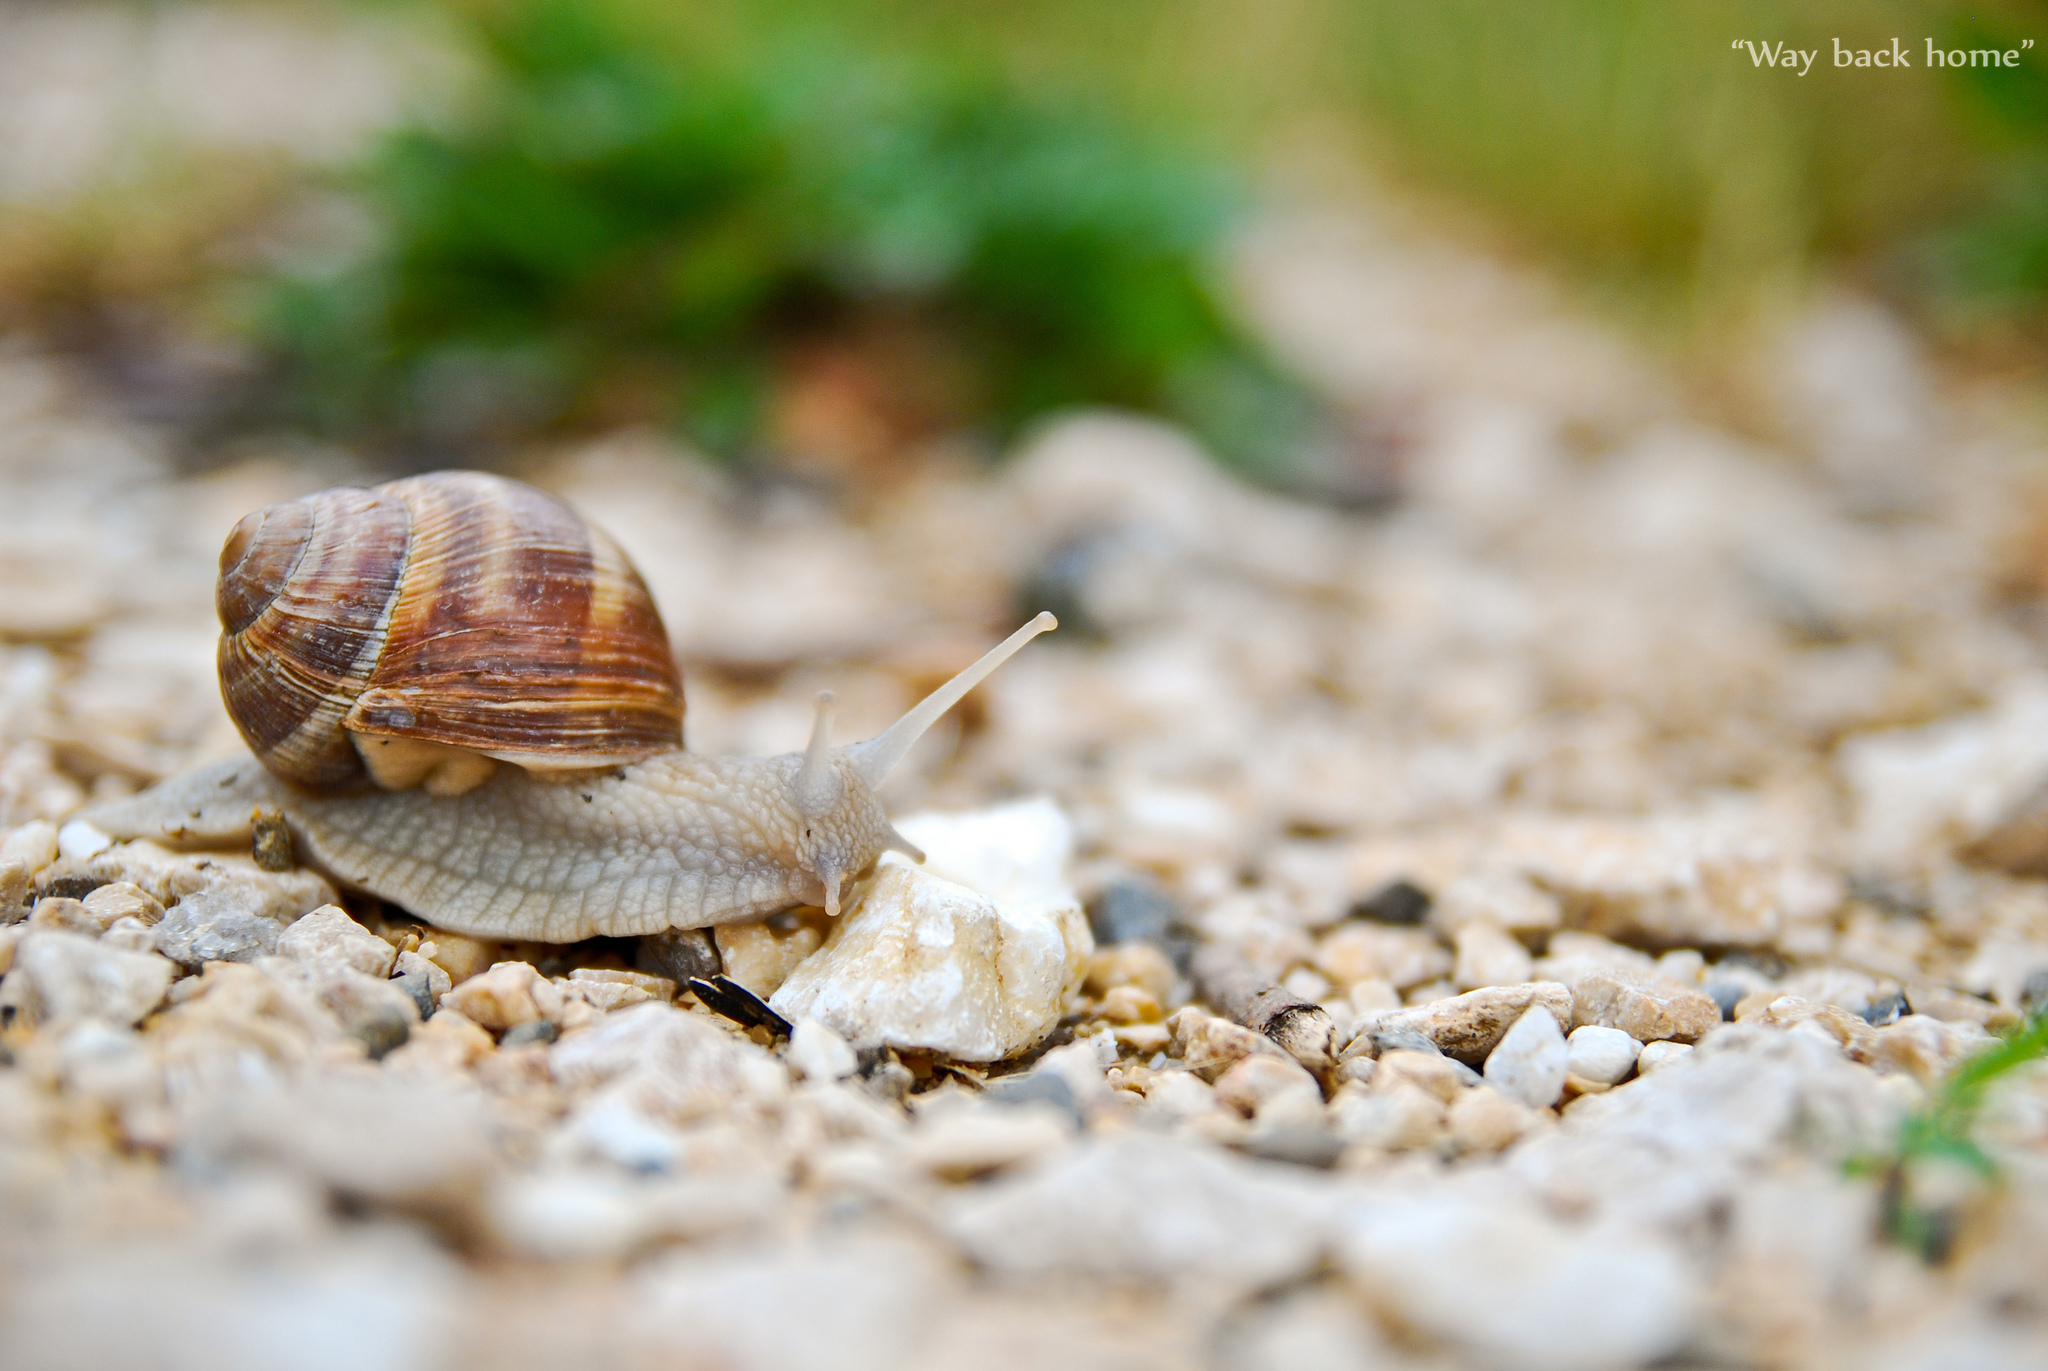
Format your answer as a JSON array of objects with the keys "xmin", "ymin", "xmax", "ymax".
[
  {"xmin": 257, "ymin": 0, "xmax": 1318, "ymax": 472},
  {"xmin": 1853, "ymin": 1008, "xmax": 2048, "ymax": 1263},
  {"xmin": 1928, "ymin": 8, "xmax": 2048, "ymax": 326}
]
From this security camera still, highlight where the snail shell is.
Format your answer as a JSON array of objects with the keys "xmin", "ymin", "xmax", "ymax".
[{"xmin": 217, "ymin": 471, "xmax": 683, "ymax": 793}]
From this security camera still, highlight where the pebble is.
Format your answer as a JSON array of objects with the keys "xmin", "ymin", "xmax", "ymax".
[
  {"xmin": 0, "ymin": 929, "xmax": 175, "ymax": 1026},
  {"xmin": 1566, "ymin": 1025, "xmax": 1642, "ymax": 1085},
  {"xmin": 441, "ymin": 960, "xmax": 564, "ymax": 1031},
  {"xmin": 1338, "ymin": 1191, "xmax": 1695, "ymax": 1371},
  {"xmin": 275, "ymin": 905, "xmax": 395, "ymax": 979},
  {"xmin": 942, "ymin": 1131, "xmax": 1328, "ymax": 1292},
  {"xmin": 1349, "ymin": 877, "xmax": 1432, "ymax": 925},
  {"xmin": 1498, "ymin": 814, "xmax": 1784, "ymax": 948},
  {"xmin": 1562, "ymin": 962, "xmax": 1720, "ymax": 1042},
  {"xmin": 1139, "ymin": 1069, "xmax": 1218, "ymax": 1120},
  {"xmin": 55, "ymin": 819, "xmax": 113, "ymax": 863},
  {"xmin": 1484, "ymin": 1006, "xmax": 1570, "ymax": 1109},
  {"xmin": 153, "ymin": 893, "xmax": 282, "ymax": 969},
  {"xmin": 770, "ymin": 802, "xmax": 1090, "ymax": 1062},
  {"xmin": 0, "ymin": 820, "xmax": 60, "ymax": 872},
  {"xmin": 787, "ymin": 1017, "xmax": 859, "ymax": 1082},
  {"xmin": 1168, "ymin": 1006, "xmax": 1291, "ymax": 1080},
  {"xmin": 0, "ymin": 858, "xmax": 27, "ymax": 920},
  {"xmin": 1086, "ymin": 877, "xmax": 1178, "ymax": 945},
  {"xmin": 635, "ymin": 926, "xmax": 721, "ymax": 985},
  {"xmin": 1453, "ymin": 920, "xmax": 1534, "ymax": 989},
  {"xmin": 1347, "ymin": 981, "xmax": 1573, "ymax": 1065},
  {"xmin": 1447, "ymin": 1084, "xmax": 1544, "ymax": 1154},
  {"xmin": 81, "ymin": 881, "xmax": 163, "ymax": 928},
  {"xmin": 559, "ymin": 967, "xmax": 671, "ymax": 1013},
  {"xmin": 1212, "ymin": 1052, "xmax": 1323, "ymax": 1121},
  {"xmin": 1431, "ymin": 870, "xmax": 1562, "ymax": 935},
  {"xmin": 394, "ymin": 949, "xmax": 451, "ymax": 1006},
  {"xmin": 27, "ymin": 896, "xmax": 101, "ymax": 936},
  {"xmin": 1314, "ymin": 922, "xmax": 1452, "ymax": 989},
  {"xmin": 1374, "ymin": 1048, "xmax": 1481, "ymax": 1101},
  {"xmin": 1635, "ymin": 1040, "xmax": 1693, "ymax": 1074},
  {"xmin": 1331, "ymin": 1079, "xmax": 1445, "ymax": 1151},
  {"xmin": 1084, "ymin": 942, "xmax": 1178, "ymax": 1003},
  {"xmin": 904, "ymin": 1103, "xmax": 1071, "ymax": 1180},
  {"xmin": 714, "ymin": 918, "xmax": 822, "ymax": 998}
]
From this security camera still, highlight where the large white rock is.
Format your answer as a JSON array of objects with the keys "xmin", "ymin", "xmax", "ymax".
[{"xmin": 769, "ymin": 798, "xmax": 1091, "ymax": 1062}]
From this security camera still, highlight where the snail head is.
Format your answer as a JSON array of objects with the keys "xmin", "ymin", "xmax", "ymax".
[{"xmin": 786, "ymin": 612, "xmax": 1057, "ymax": 917}]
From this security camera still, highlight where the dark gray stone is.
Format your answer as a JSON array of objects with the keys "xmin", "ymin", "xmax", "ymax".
[
  {"xmin": 1349, "ymin": 879, "xmax": 1431, "ymax": 926},
  {"xmin": 501, "ymin": 1019, "xmax": 559, "ymax": 1048},
  {"xmin": 1703, "ymin": 981, "xmax": 1747, "ymax": 1021},
  {"xmin": 392, "ymin": 970, "xmax": 436, "ymax": 1020},
  {"xmin": 1086, "ymin": 879, "xmax": 1177, "ymax": 947},
  {"xmin": 636, "ymin": 927, "xmax": 721, "ymax": 984}
]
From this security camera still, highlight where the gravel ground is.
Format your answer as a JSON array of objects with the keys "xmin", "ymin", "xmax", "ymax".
[{"xmin": 6, "ymin": 10, "xmax": 2048, "ymax": 1371}]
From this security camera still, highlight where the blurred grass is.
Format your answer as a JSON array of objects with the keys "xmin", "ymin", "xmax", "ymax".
[
  {"xmin": 9, "ymin": 0, "xmax": 2048, "ymax": 466},
  {"xmin": 253, "ymin": 0, "xmax": 1323, "ymax": 474}
]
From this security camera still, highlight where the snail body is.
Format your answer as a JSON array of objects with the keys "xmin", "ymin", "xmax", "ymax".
[{"xmin": 85, "ymin": 471, "xmax": 1056, "ymax": 941}]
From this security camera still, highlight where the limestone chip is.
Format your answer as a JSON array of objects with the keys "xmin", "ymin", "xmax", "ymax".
[
  {"xmin": 771, "ymin": 800, "xmax": 1090, "ymax": 1062},
  {"xmin": 1484, "ymin": 1005, "xmax": 1570, "ymax": 1109},
  {"xmin": 441, "ymin": 960, "xmax": 563, "ymax": 1031},
  {"xmin": 1314, "ymin": 922, "xmax": 1451, "ymax": 989},
  {"xmin": 1567, "ymin": 1025, "xmax": 1642, "ymax": 1085},
  {"xmin": 1564, "ymin": 962, "xmax": 1721, "ymax": 1042},
  {"xmin": 0, "ymin": 928, "xmax": 174, "ymax": 1026},
  {"xmin": 1346, "ymin": 981, "xmax": 1573, "ymax": 1065}
]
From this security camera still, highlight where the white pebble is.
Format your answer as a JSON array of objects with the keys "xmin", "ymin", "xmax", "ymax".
[
  {"xmin": 1635, "ymin": 1041, "xmax": 1693, "ymax": 1074},
  {"xmin": 1483, "ymin": 1006, "xmax": 1568, "ymax": 1109},
  {"xmin": 1566, "ymin": 1025, "xmax": 1642, "ymax": 1085},
  {"xmin": 788, "ymin": 1018, "xmax": 858, "ymax": 1082},
  {"xmin": 1, "ymin": 821, "xmax": 60, "ymax": 872},
  {"xmin": 770, "ymin": 800, "xmax": 1090, "ymax": 1062},
  {"xmin": 55, "ymin": 820, "xmax": 113, "ymax": 863}
]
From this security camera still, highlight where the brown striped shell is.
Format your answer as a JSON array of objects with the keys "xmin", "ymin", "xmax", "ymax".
[{"xmin": 217, "ymin": 471, "xmax": 685, "ymax": 792}]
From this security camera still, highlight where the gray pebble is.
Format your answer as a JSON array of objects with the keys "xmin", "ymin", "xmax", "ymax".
[
  {"xmin": 1086, "ymin": 879, "xmax": 1177, "ymax": 946},
  {"xmin": 349, "ymin": 1006, "xmax": 411, "ymax": 1060},
  {"xmin": 636, "ymin": 927, "xmax": 721, "ymax": 985},
  {"xmin": 1702, "ymin": 981, "xmax": 1746, "ymax": 1021},
  {"xmin": 1349, "ymin": 879, "xmax": 1431, "ymax": 926},
  {"xmin": 501, "ymin": 1020, "xmax": 559, "ymax": 1048},
  {"xmin": 153, "ymin": 893, "xmax": 281, "ymax": 970},
  {"xmin": 986, "ymin": 1070, "xmax": 1081, "ymax": 1123},
  {"xmin": 1861, "ymin": 991, "xmax": 1907, "ymax": 1026},
  {"xmin": 392, "ymin": 969, "xmax": 437, "ymax": 1021}
]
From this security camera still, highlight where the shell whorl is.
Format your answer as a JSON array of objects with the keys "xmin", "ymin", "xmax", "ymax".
[{"xmin": 218, "ymin": 471, "xmax": 685, "ymax": 791}]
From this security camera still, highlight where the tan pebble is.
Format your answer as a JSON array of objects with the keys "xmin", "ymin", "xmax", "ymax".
[
  {"xmin": 1565, "ymin": 963, "xmax": 1719, "ymax": 1043},
  {"xmin": 421, "ymin": 932, "xmax": 499, "ymax": 985},
  {"xmin": 1099, "ymin": 983, "xmax": 1162, "ymax": 1023},
  {"xmin": 1348, "ymin": 978, "xmax": 1400, "ymax": 1013},
  {"xmin": 1452, "ymin": 922, "xmax": 1532, "ymax": 990},
  {"xmin": 1140, "ymin": 1069, "xmax": 1218, "ymax": 1119},
  {"xmin": 1350, "ymin": 982, "xmax": 1574, "ymax": 1066},
  {"xmin": 276, "ymin": 905, "xmax": 396, "ymax": 979},
  {"xmin": 1904, "ymin": 984, "xmax": 2019, "ymax": 1031},
  {"xmin": 26, "ymin": 897, "xmax": 101, "ymax": 936},
  {"xmin": 1168, "ymin": 1007, "xmax": 1288, "ymax": 1081},
  {"xmin": 0, "ymin": 822, "xmax": 60, "ymax": 874},
  {"xmin": 1315, "ymin": 923, "xmax": 1451, "ymax": 990},
  {"xmin": 1110, "ymin": 1021, "xmax": 1172, "ymax": 1054},
  {"xmin": 1431, "ymin": 871, "xmax": 1562, "ymax": 935},
  {"xmin": 1213, "ymin": 1053, "xmax": 1322, "ymax": 1119},
  {"xmin": 1635, "ymin": 1041, "xmax": 1692, "ymax": 1074},
  {"xmin": 1753, "ymin": 995, "xmax": 1878, "ymax": 1058},
  {"xmin": 1561, "ymin": 1072, "xmax": 1611, "ymax": 1098},
  {"xmin": 1373, "ymin": 1049, "xmax": 1476, "ymax": 1105},
  {"xmin": 1447, "ymin": 1085, "xmax": 1541, "ymax": 1154},
  {"xmin": 1332, "ymin": 1079, "xmax": 1445, "ymax": 1151},
  {"xmin": 1085, "ymin": 943, "xmax": 1176, "ymax": 1002},
  {"xmin": 82, "ymin": 881, "xmax": 164, "ymax": 928},
  {"xmin": 716, "ymin": 919, "xmax": 823, "ymax": 998},
  {"xmin": 1870, "ymin": 1014, "xmax": 1993, "ymax": 1085},
  {"xmin": 441, "ymin": 961, "xmax": 560, "ymax": 1030},
  {"xmin": 906, "ymin": 1106, "xmax": 1070, "ymax": 1180},
  {"xmin": 384, "ymin": 1010, "xmax": 495, "ymax": 1073},
  {"xmin": 0, "ymin": 858, "xmax": 27, "ymax": 920}
]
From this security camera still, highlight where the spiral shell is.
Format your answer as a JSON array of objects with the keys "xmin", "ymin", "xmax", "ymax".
[{"xmin": 217, "ymin": 471, "xmax": 684, "ymax": 790}]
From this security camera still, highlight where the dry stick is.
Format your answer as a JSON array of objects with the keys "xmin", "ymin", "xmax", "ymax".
[{"xmin": 1191, "ymin": 943, "xmax": 1335, "ymax": 1078}]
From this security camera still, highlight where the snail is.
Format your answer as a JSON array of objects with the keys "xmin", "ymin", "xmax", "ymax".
[{"xmin": 82, "ymin": 471, "xmax": 1057, "ymax": 943}]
